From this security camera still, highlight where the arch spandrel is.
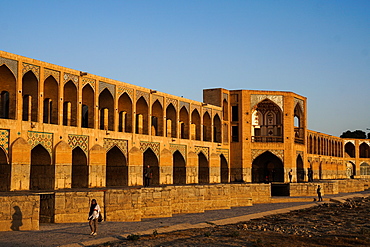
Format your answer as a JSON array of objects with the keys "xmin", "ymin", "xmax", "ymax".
[
  {"xmin": 216, "ymin": 148, "xmax": 229, "ymax": 162},
  {"xmin": 169, "ymin": 144, "xmax": 187, "ymax": 161},
  {"xmin": 136, "ymin": 90, "xmax": 149, "ymax": 105},
  {"xmin": 252, "ymin": 149, "xmax": 284, "ymax": 162},
  {"xmin": 44, "ymin": 68, "xmax": 60, "ymax": 84},
  {"xmin": 250, "ymin": 94, "xmax": 283, "ymax": 111},
  {"xmin": 140, "ymin": 141, "xmax": 160, "ymax": 159},
  {"xmin": 99, "ymin": 81, "xmax": 116, "ymax": 97},
  {"xmin": 194, "ymin": 146, "xmax": 209, "ymax": 160},
  {"xmin": 82, "ymin": 77, "xmax": 96, "ymax": 91},
  {"xmin": 166, "ymin": 97, "xmax": 178, "ymax": 108},
  {"xmin": 68, "ymin": 134, "xmax": 89, "ymax": 155},
  {"xmin": 294, "ymin": 98, "xmax": 304, "ymax": 113},
  {"xmin": 63, "ymin": 73, "xmax": 79, "ymax": 86},
  {"xmin": 117, "ymin": 86, "xmax": 134, "ymax": 100},
  {"xmin": 0, "ymin": 57, "xmax": 18, "ymax": 78},
  {"xmin": 27, "ymin": 131, "xmax": 53, "ymax": 157},
  {"xmin": 180, "ymin": 101, "xmax": 190, "ymax": 113},
  {"xmin": 103, "ymin": 138, "xmax": 128, "ymax": 157},
  {"xmin": 152, "ymin": 94, "xmax": 164, "ymax": 107}
]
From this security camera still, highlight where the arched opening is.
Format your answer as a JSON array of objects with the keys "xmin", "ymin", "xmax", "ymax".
[
  {"xmin": 99, "ymin": 88, "xmax": 114, "ymax": 131},
  {"xmin": 143, "ymin": 148, "xmax": 159, "ymax": 185},
  {"xmin": 252, "ymin": 151, "xmax": 284, "ymax": 183},
  {"xmin": 296, "ymin": 155, "xmax": 304, "ymax": 182},
  {"xmin": 43, "ymin": 76, "xmax": 59, "ymax": 124},
  {"xmin": 0, "ymin": 147, "xmax": 10, "ymax": 191},
  {"xmin": 344, "ymin": 142, "xmax": 355, "ymax": 158},
  {"xmin": 22, "ymin": 71, "xmax": 39, "ymax": 122},
  {"xmin": 294, "ymin": 104, "xmax": 304, "ymax": 144},
  {"xmin": 63, "ymin": 81, "xmax": 77, "ymax": 126},
  {"xmin": 222, "ymin": 98, "xmax": 228, "ymax": 121},
  {"xmin": 346, "ymin": 162, "xmax": 355, "ymax": 178},
  {"xmin": 82, "ymin": 84, "xmax": 95, "ymax": 128},
  {"xmin": 360, "ymin": 163, "xmax": 370, "ymax": 175},
  {"xmin": 30, "ymin": 144, "xmax": 53, "ymax": 190},
  {"xmin": 360, "ymin": 143, "xmax": 370, "ymax": 158},
  {"xmin": 179, "ymin": 106, "xmax": 189, "ymax": 139},
  {"xmin": 0, "ymin": 65, "xmax": 16, "ymax": 119},
  {"xmin": 198, "ymin": 152, "xmax": 209, "ymax": 184},
  {"xmin": 251, "ymin": 99, "xmax": 283, "ymax": 143},
  {"xmin": 220, "ymin": 154, "xmax": 228, "ymax": 183},
  {"xmin": 151, "ymin": 100, "xmax": 163, "ymax": 136},
  {"xmin": 203, "ymin": 112, "xmax": 212, "ymax": 142},
  {"xmin": 191, "ymin": 109, "xmax": 201, "ymax": 140},
  {"xmin": 166, "ymin": 103, "xmax": 177, "ymax": 138},
  {"xmin": 136, "ymin": 97, "xmax": 149, "ymax": 135},
  {"xmin": 173, "ymin": 151, "xmax": 186, "ymax": 185},
  {"xmin": 118, "ymin": 93, "xmax": 133, "ymax": 133},
  {"xmin": 213, "ymin": 114, "xmax": 221, "ymax": 143},
  {"xmin": 106, "ymin": 146, "xmax": 128, "ymax": 187},
  {"xmin": 72, "ymin": 147, "xmax": 88, "ymax": 188}
]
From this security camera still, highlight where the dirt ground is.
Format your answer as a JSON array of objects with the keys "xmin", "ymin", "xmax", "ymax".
[{"xmin": 94, "ymin": 196, "xmax": 370, "ymax": 247}]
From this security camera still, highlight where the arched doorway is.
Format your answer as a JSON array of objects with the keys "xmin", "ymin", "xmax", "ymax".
[
  {"xmin": 143, "ymin": 148, "xmax": 159, "ymax": 185},
  {"xmin": 252, "ymin": 151, "xmax": 284, "ymax": 183},
  {"xmin": 220, "ymin": 154, "xmax": 228, "ymax": 183},
  {"xmin": 72, "ymin": 147, "xmax": 88, "ymax": 188},
  {"xmin": 198, "ymin": 152, "xmax": 209, "ymax": 184},
  {"xmin": 173, "ymin": 151, "xmax": 186, "ymax": 185},
  {"xmin": 296, "ymin": 155, "xmax": 304, "ymax": 182},
  {"xmin": 30, "ymin": 144, "xmax": 53, "ymax": 190},
  {"xmin": 0, "ymin": 147, "xmax": 10, "ymax": 191},
  {"xmin": 106, "ymin": 146, "xmax": 128, "ymax": 187}
]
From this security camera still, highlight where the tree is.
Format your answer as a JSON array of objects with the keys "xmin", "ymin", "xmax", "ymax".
[{"xmin": 340, "ymin": 130, "xmax": 367, "ymax": 139}]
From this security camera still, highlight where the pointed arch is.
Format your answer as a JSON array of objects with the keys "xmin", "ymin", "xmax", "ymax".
[
  {"xmin": 203, "ymin": 112, "xmax": 212, "ymax": 142},
  {"xmin": 63, "ymin": 80, "xmax": 78, "ymax": 126},
  {"xmin": 143, "ymin": 148, "xmax": 159, "ymax": 185},
  {"xmin": 179, "ymin": 106, "xmax": 189, "ymax": 139},
  {"xmin": 0, "ymin": 65, "xmax": 16, "ymax": 119},
  {"xmin": 173, "ymin": 150, "xmax": 186, "ymax": 185},
  {"xmin": 213, "ymin": 114, "xmax": 221, "ymax": 143},
  {"xmin": 252, "ymin": 151, "xmax": 284, "ymax": 183},
  {"xmin": 220, "ymin": 154, "xmax": 228, "ymax": 183},
  {"xmin": 344, "ymin": 142, "xmax": 355, "ymax": 158},
  {"xmin": 0, "ymin": 147, "xmax": 10, "ymax": 191},
  {"xmin": 22, "ymin": 71, "xmax": 39, "ymax": 122},
  {"xmin": 106, "ymin": 146, "xmax": 128, "ymax": 186},
  {"xmin": 99, "ymin": 88, "xmax": 114, "ymax": 131},
  {"xmin": 118, "ymin": 92, "xmax": 133, "ymax": 133},
  {"xmin": 72, "ymin": 147, "xmax": 88, "ymax": 188},
  {"xmin": 152, "ymin": 100, "xmax": 163, "ymax": 136},
  {"xmin": 360, "ymin": 143, "xmax": 370, "ymax": 158},
  {"xmin": 30, "ymin": 144, "xmax": 54, "ymax": 190},
  {"xmin": 136, "ymin": 96, "xmax": 149, "ymax": 134},
  {"xmin": 198, "ymin": 152, "xmax": 209, "ymax": 184},
  {"xmin": 82, "ymin": 83, "xmax": 95, "ymax": 128},
  {"xmin": 43, "ymin": 75, "xmax": 59, "ymax": 124},
  {"xmin": 166, "ymin": 103, "xmax": 177, "ymax": 138},
  {"xmin": 296, "ymin": 154, "xmax": 304, "ymax": 182},
  {"xmin": 191, "ymin": 109, "xmax": 201, "ymax": 140}
]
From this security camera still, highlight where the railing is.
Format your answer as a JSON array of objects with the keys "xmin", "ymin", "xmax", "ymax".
[{"xmin": 252, "ymin": 136, "xmax": 283, "ymax": 143}]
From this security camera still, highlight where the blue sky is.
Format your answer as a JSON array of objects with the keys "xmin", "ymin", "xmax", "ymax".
[{"xmin": 1, "ymin": 0, "xmax": 369, "ymax": 137}]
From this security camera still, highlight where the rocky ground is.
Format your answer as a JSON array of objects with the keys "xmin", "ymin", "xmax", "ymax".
[{"xmin": 94, "ymin": 197, "xmax": 370, "ymax": 247}]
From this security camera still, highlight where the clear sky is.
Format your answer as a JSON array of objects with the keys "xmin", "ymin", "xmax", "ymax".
[{"xmin": 1, "ymin": 0, "xmax": 369, "ymax": 137}]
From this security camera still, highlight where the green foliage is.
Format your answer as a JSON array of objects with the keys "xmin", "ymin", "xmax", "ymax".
[{"xmin": 340, "ymin": 130, "xmax": 367, "ymax": 139}]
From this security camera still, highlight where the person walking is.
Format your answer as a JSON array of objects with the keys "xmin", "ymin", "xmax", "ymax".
[
  {"xmin": 88, "ymin": 199, "xmax": 100, "ymax": 236},
  {"xmin": 144, "ymin": 165, "xmax": 152, "ymax": 187},
  {"xmin": 317, "ymin": 185, "xmax": 323, "ymax": 202}
]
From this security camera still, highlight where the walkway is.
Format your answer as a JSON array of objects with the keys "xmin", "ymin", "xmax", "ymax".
[{"xmin": 0, "ymin": 191, "xmax": 369, "ymax": 247}]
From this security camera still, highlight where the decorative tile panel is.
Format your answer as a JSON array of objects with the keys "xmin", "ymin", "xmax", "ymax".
[
  {"xmin": 223, "ymin": 93, "xmax": 228, "ymax": 102},
  {"xmin": 64, "ymin": 73, "xmax": 79, "ymax": 86},
  {"xmin": 251, "ymin": 149, "xmax": 284, "ymax": 162},
  {"xmin": 191, "ymin": 104, "xmax": 201, "ymax": 112},
  {"xmin": 170, "ymin": 144, "xmax": 187, "ymax": 161},
  {"xmin": 22, "ymin": 63, "xmax": 40, "ymax": 80},
  {"xmin": 117, "ymin": 86, "xmax": 134, "ymax": 100},
  {"xmin": 152, "ymin": 94, "xmax": 164, "ymax": 107},
  {"xmin": 136, "ymin": 90, "xmax": 149, "ymax": 104},
  {"xmin": 180, "ymin": 101, "xmax": 190, "ymax": 112},
  {"xmin": 99, "ymin": 81, "xmax": 116, "ymax": 97},
  {"xmin": 250, "ymin": 94, "xmax": 283, "ymax": 111},
  {"xmin": 104, "ymin": 138, "xmax": 128, "ymax": 157},
  {"xmin": 82, "ymin": 77, "xmax": 96, "ymax": 90},
  {"xmin": 0, "ymin": 129, "xmax": 9, "ymax": 154},
  {"xmin": 195, "ymin": 146, "xmax": 209, "ymax": 159},
  {"xmin": 68, "ymin": 134, "xmax": 89, "ymax": 155},
  {"xmin": 0, "ymin": 57, "xmax": 18, "ymax": 78},
  {"xmin": 216, "ymin": 148, "xmax": 229, "ymax": 162},
  {"xmin": 28, "ymin": 131, "xmax": 53, "ymax": 156},
  {"xmin": 140, "ymin": 141, "xmax": 160, "ymax": 159},
  {"xmin": 166, "ymin": 97, "xmax": 178, "ymax": 108},
  {"xmin": 44, "ymin": 68, "xmax": 60, "ymax": 84}
]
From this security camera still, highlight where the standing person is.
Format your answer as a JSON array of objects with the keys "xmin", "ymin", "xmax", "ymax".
[
  {"xmin": 288, "ymin": 169, "xmax": 293, "ymax": 183},
  {"xmin": 317, "ymin": 185, "xmax": 323, "ymax": 202},
  {"xmin": 88, "ymin": 199, "xmax": 100, "ymax": 236},
  {"xmin": 144, "ymin": 165, "xmax": 152, "ymax": 187}
]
